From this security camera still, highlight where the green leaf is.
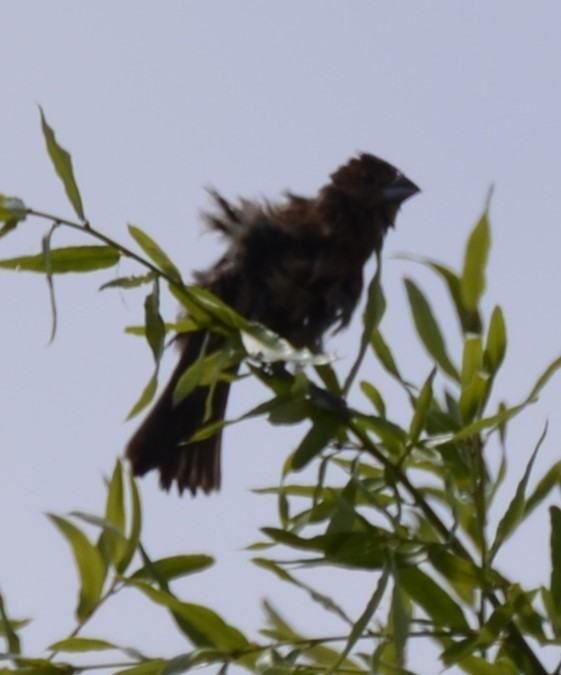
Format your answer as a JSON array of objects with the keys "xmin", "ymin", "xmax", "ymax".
[
  {"xmin": 525, "ymin": 460, "xmax": 561, "ymax": 517},
  {"xmin": 39, "ymin": 106, "xmax": 85, "ymax": 220},
  {"xmin": 48, "ymin": 637, "xmax": 117, "ymax": 652},
  {"xmin": 290, "ymin": 414, "xmax": 341, "ymax": 471},
  {"xmin": 127, "ymin": 581, "xmax": 248, "ymax": 650},
  {"xmin": 0, "ymin": 592, "xmax": 21, "ymax": 655},
  {"xmin": 127, "ymin": 373, "xmax": 158, "ymax": 419},
  {"xmin": 144, "ymin": 280, "xmax": 165, "ymax": 364},
  {"xmin": 130, "ymin": 555, "xmax": 214, "ymax": 582},
  {"xmin": 360, "ymin": 381, "xmax": 386, "ymax": 416},
  {"xmin": 371, "ymin": 330, "xmax": 403, "ymax": 381},
  {"xmin": 490, "ymin": 424, "xmax": 548, "ymax": 561},
  {"xmin": 461, "ymin": 207, "xmax": 490, "ymax": 311},
  {"xmin": 550, "ymin": 506, "xmax": 561, "ymax": 618},
  {"xmin": 396, "ymin": 255, "xmax": 482, "ymax": 334},
  {"xmin": 527, "ymin": 353, "xmax": 561, "ymax": 401},
  {"xmin": 119, "ymin": 469, "xmax": 143, "ymax": 573},
  {"xmin": 128, "ymin": 224, "xmax": 182, "ymax": 282},
  {"xmin": 344, "ymin": 258, "xmax": 385, "ymax": 393},
  {"xmin": 0, "ymin": 245, "xmax": 120, "ymax": 274},
  {"xmin": 98, "ymin": 460, "xmax": 127, "ymax": 570},
  {"xmin": 47, "ymin": 514, "xmax": 106, "ymax": 621},
  {"xmin": 399, "ymin": 565, "xmax": 470, "ymax": 630},
  {"xmin": 327, "ymin": 565, "xmax": 390, "ymax": 674},
  {"xmin": 114, "ymin": 661, "xmax": 168, "ymax": 675},
  {"xmin": 99, "ymin": 272, "xmax": 156, "ymax": 291},
  {"xmin": 484, "ymin": 306, "xmax": 507, "ymax": 375},
  {"xmin": 404, "ymin": 278, "xmax": 459, "ymax": 381},
  {"xmin": 409, "ymin": 368, "xmax": 435, "ymax": 444}
]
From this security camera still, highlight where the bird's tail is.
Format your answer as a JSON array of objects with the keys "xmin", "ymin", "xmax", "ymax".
[{"xmin": 126, "ymin": 331, "xmax": 232, "ymax": 495}]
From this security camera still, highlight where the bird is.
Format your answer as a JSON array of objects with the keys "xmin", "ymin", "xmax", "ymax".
[{"xmin": 126, "ymin": 153, "xmax": 419, "ymax": 495}]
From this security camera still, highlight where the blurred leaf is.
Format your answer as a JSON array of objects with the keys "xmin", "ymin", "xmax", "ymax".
[
  {"xmin": 360, "ymin": 380, "xmax": 386, "ymax": 416},
  {"xmin": 328, "ymin": 565, "xmax": 390, "ymax": 673},
  {"xmin": 371, "ymin": 329, "xmax": 404, "ymax": 382},
  {"xmin": 128, "ymin": 225, "xmax": 182, "ymax": 282},
  {"xmin": 409, "ymin": 368, "xmax": 435, "ymax": 444},
  {"xmin": 459, "ymin": 371, "xmax": 489, "ymax": 424},
  {"xmin": 130, "ymin": 555, "xmax": 214, "ymax": 582},
  {"xmin": 527, "ymin": 354, "xmax": 561, "ymax": 401},
  {"xmin": 144, "ymin": 280, "xmax": 165, "ymax": 364},
  {"xmin": 48, "ymin": 637, "xmax": 116, "ymax": 652},
  {"xmin": 404, "ymin": 278, "xmax": 459, "ymax": 381},
  {"xmin": 47, "ymin": 514, "xmax": 106, "ymax": 621},
  {"xmin": 39, "ymin": 106, "xmax": 85, "ymax": 220},
  {"xmin": 290, "ymin": 414, "xmax": 342, "ymax": 471},
  {"xmin": 423, "ymin": 259, "xmax": 482, "ymax": 334},
  {"xmin": 428, "ymin": 398, "xmax": 531, "ymax": 446},
  {"xmin": 484, "ymin": 306, "xmax": 507, "ymax": 375},
  {"xmin": 426, "ymin": 545, "xmax": 479, "ymax": 604},
  {"xmin": 344, "ymin": 258, "xmax": 385, "ymax": 393},
  {"xmin": 118, "ymin": 469, "xmax": 143, "ymax": 573},
  {"xmin": 461, "ymin": 335, "xmax": 483, "ymax": 386},
  {"xmin": 461, "ymin": 208, "xmax": 490, "ymax": 312},
  {"xmin": 399, "ymin": 565, "xmax": 470, "ymax": 630},
  {"xmin": 127, "ymin": 373, "xmax": 158, "ymax": 419},
  {"xmin": 525, "ymin": 461, "xmax": 561, "ymax": 517},
  {"xmin": 0, "ymin": 592, "xmax": 20, "ymax": 655},
  {"xmin": 128, "ymin": 581, "xmax": 248, "ymax": 650},
  {"xmin": 99, "ymin": 272, "xmax": 156, "ymax": 291},
  {"xmin": 0, "ymin": 245, "xmax": 119, "ymax": 273},
  {"xmin": 254, "ymin": 560, "xmax": 351, "ymax": 626},
  {"xmin": 114, "ymin": 661, "xmax": 167, "ymax": 675},
  {"xmin": 98, "ymin": 461, "xmax": 127, "ymax": 570},
  {"xmin": 490, "ymin": 424, "xmax": 547, "ymax": 561},
  {"xmin": 550, "ymin": 506, "xmax": 561, "ymax": 618}
]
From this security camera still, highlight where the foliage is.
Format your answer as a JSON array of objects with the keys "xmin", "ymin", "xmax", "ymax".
[{"xmin": 2, "ymin": 110, "xmax": 561, "ymax": 674}]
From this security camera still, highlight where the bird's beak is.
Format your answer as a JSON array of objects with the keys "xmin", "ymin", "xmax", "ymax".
[{"xmin": 381, "ymin": 174, "xmax": 420, "ymax": 204}]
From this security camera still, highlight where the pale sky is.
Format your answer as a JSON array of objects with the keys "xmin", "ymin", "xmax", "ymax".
[{"xmin": 2, "ymin": 3, "xmax": 561, "ymax": 672}]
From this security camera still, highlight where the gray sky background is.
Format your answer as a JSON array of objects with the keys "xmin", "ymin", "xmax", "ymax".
[{"xmin": 2, "ymin": 3, "xmax": 561, "ymax": 672}]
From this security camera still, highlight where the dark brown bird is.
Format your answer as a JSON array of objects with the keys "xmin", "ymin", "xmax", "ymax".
[{"xmin": 126, "ymin": 153, "xmax": 419, "ymax": 495}]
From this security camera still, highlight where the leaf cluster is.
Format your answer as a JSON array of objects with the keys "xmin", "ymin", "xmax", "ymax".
[{"xmin": 2, "ymin": 110, "xmax": 561, "ymax": 674}]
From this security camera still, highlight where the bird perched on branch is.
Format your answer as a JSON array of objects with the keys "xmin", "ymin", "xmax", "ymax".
[{"xmin": 126, "ymin": 153, "xmax": 419, "ymax": 495}]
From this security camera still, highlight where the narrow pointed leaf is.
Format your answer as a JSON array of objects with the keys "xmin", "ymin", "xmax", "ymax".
[
  {"xmin": 0, "ymin": 245, "xmax": 120, "ymax": 273},
  {"xmin": 490, "ymin": 424, "xmax": 548, "ymax": 560},
  {"xmin": 127, "ymin": 373, "xmax": 158, "ymax": 419},
  {"xmin": 461, "ymin": 208, "xmax": 490, "ymax": 311},
  {"xmin": 404, "ymin": 278, "xmax": 459, "ymax": 380},
  {"xmin": 128, "ymin": 224, "xmax": 182, "ymax": 282},
  {"xmin": 550, "ymin": 506, "xmax": 561, "ymax": 617},
  {"xmin": 128, "ymin": 581, "xmax": 248, "ymax": 650},
  {"xmin": 100, "ymin": 272, "xmax": 156, "ymax": 291},
  {"xmin": 344, "ymin": 260, "xmax": 385, "ymax": 393},
  {"xmin": 409, "ymin": 368, "xmax": 435, "ymax": 443},
  {"xmin": 485, "ymin": 306, "xmax": 507, "ymax": 375},
  {"xmin": 47, "ymin": 515, "xmax": 106, "ymax": 621},
  {"xmin": 290, "ymin": 414, "xmax": 341, "ymax": 471},
  {"xmin": 144, "ymin": 280, "xmax": 165, "ymax": 365},
  {"xmin": 327, "ymin": 566, "xmax": 390, "ymax": 673},
  {"xmin": 130, "ymin": 555, "xmax": 213, "ymax": 582},
  {"xmin": 399, "ymin": 565, "xmax": 469, "ymax": 630},
  {"xmin": 48, "ymin": 637, "xmax": 117, "ymax": 652},
  {"xmin": 39, "ymin": 106, "xmax": 85, "ymax": 220}
]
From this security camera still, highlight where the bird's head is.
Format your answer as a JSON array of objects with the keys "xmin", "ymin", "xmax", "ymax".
[{"xmin": 329, "ymin": 152, "xmax": 420, "ymax": 229}]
